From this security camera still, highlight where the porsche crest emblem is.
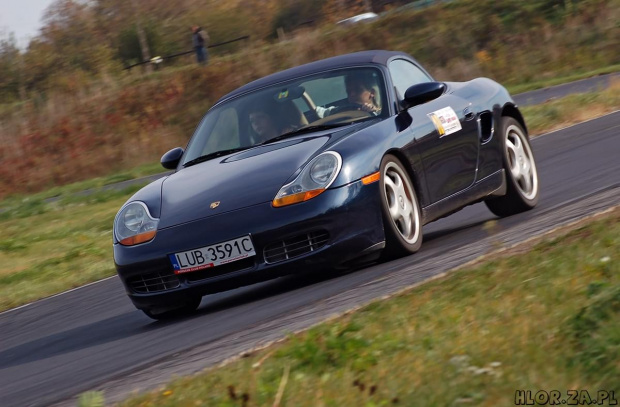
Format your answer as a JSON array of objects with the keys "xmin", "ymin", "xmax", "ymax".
[{"xmin": 210, "ymin": 201, "xmax": 220, "ymax": 209}]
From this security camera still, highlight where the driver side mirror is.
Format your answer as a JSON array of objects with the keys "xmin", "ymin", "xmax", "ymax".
[
  {"xmin": 402, "ymin": 82, "xmax": 446, "ymax": 110},
  {"xmin": 161, "ymin": 147, "xmax": 184, "ymax": 169}
]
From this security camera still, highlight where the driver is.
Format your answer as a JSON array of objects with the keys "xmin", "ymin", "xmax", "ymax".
[{"xmin": 315, "ymin": 72, "xmax": 382, "ymax": 118}]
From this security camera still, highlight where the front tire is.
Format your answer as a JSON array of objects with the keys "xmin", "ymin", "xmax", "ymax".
[
  {"xmin": 485, "ymin": 117, "xmax": 539, "ymax": 217},
  {"xmin": 379, "ymin": 154, "xmax": 423, "ymax": 258},
  {"xmin": 141, "ymin": 296, "xmax": 202, "ymax": 321}
]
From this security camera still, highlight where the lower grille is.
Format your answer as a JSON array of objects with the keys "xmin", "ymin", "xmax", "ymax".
[
  {"xmin": 263, "ymin": 230, "xmax": 329, "ymax": 264},
  {"xmin": 128, "ymin": 271, "xmax": 180, "ymax": 293}
]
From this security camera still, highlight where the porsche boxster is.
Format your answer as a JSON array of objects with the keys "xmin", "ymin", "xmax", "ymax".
[{"xmin": 113, "ymin": 50, "xmax": 539, "ymax": 319}]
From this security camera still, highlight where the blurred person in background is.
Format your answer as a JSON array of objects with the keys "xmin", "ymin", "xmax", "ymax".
[{"xmin": 192, "ymin": 25, "xmax": 209, "ymax": 65}]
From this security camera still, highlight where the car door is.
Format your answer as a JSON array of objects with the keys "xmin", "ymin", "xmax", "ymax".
[{"xmin": 389, "ymin": 59, "xmax": 479, "ymax": 203}]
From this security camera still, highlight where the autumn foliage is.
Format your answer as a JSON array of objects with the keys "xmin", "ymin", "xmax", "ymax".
[{"xmin": 0, "ymin": 0, "xmax": 618, "ymax": 198}]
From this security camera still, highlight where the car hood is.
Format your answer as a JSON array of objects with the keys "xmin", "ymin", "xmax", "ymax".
[{"xmin": 158, "ymin": 136, "xmax": 330, "ymax": 228}]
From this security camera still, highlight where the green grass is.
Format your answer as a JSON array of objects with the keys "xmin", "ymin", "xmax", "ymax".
[
  {"xmin": 117, "ymin": 209, "xmax": 620, "ymax": 407},
  {"xmin": 0, "ymin": 192, "xmax": 138, "ymax": 310},
  {"xmin": 0, "ymin": 184, "xmax": 146, "ymax": 221},
  {"xmin": 77, "ymin": 391, "xmax": 105, "ymax": 407}
]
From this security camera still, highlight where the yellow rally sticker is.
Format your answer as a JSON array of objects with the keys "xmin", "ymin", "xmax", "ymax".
[{"xmin": 428, "ymin": 106, "xmax": 461, "ymax": 137}]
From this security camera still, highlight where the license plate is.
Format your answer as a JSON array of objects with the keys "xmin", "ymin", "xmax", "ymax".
[{"xmin": 169, "ymin": 235, "xmax": 256, "ymax": 274}]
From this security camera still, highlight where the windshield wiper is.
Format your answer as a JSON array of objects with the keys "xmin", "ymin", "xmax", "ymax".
[
  {"xmin": 183, "ymin": 147, "xmax": 249, "ymax": 167},
  {"xmin": 260, "ymin": 121, "xmax": 369, "ymax": 145}
]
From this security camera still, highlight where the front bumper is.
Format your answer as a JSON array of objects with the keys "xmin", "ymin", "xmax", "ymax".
[{"xmin": 114, "ymin": 180, "xmax": 385, "ymax": 310}]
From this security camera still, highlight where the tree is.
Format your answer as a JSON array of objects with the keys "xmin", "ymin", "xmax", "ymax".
[
  {"xmin": 16, "ymin": 0, "xmax": 115, "ymax": 93},
  {"xmin": 0, "ymin": 34, "xmax": 22, "ymax": 101}
]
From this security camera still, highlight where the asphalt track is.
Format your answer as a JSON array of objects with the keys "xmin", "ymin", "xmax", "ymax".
[
  {"xmin": 1, "ymin": 111, "xmax": 619, "ymax": 407},
  {"xmin": 512, "ymin": 72, "xmax": 619, "ymax": 106}
]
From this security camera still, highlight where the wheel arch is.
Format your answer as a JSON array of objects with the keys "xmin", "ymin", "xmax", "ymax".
[{"xmin": 501, "ymin": 103, "xmax": 528, "ymax": 136}]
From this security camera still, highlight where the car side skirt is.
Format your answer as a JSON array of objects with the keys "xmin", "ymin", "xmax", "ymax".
[{"xmin": 421, "ymin": 169, "xmax": 506, "ymax": 225}]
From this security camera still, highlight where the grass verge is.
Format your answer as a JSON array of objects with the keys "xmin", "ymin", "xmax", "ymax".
[
  {"xmin": 522, "ymin": 80, "xmax": 620, "ymax": 136},
  {"xmin": 0, "ymin": 191, "xmax": 138, "ymax": 311},
  {"xmin": 116, "ymin": 208, "xmax": 619, "ymax": 407}
]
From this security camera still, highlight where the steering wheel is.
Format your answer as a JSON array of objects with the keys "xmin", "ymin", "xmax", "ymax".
[
  {"xmin": 307, "ymin": 109, "xmax": 373, "ymax": 126},
  {"xmin": 332, "ymin": 103, "xmax": 368, "ymax": 113},
  {"xmin": 301, "ymin": 92, "xmax": 320, "ymax": 122}
]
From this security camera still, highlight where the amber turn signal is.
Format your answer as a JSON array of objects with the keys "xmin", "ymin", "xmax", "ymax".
[
  {"xmin": 272, "ymin": 189, "xmax": 325, "ymax": 207},
  {"xmin": 119, "ymin": 230, "xmax": 157, "ymax": 246},
  {"xmin": 361, "ymin": 171, "xmax": 380, "ymax": 185}
]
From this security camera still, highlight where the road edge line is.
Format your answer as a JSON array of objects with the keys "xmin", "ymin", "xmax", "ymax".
[{"xmin": 0, "ymin": 276, "xmax": 117, "ymax": 316}]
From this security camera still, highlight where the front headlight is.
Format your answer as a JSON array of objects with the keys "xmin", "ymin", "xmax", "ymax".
[
  {"xmin": 273, "ymin": 151, "xmax": 342, "ymax": 207},
  {"xmin": 114, "ymin": 201, "xmax": 159, "ymax": 246}
]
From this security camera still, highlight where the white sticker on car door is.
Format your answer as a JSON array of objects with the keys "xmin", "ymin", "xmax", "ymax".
[{"xmin": 427, "ymin": 106, "xmax": 462, "ymax": 137}]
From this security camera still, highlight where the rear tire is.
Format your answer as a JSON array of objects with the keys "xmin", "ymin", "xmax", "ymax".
[
  {"xmin": 379, "ymin": 154, "xmax": 423, "ymax": 259},
  {"xmin": 485, "ymin": 117, "xmax": 539, "ymax": 217},
  {"xmin": 141, "ymin": 296, "xmax": 202, "ymax": 321}
]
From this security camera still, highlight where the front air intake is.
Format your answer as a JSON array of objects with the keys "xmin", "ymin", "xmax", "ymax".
[
  {"xmin": 128, "ymin": 271, "xmax": 180, "ymax": 293},
  {"xmin": 263, "ymin": 230, "xmax": 329, "ymax": 264}
]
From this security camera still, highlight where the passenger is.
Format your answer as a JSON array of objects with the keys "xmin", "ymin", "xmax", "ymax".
[
  {"xmin": 249, "ymin": 106, "xmax": 280, "ymax": 144},
  {"xmin": 316, "ymin": 72, "xmax": 382, "ymax": 118},
  {"xmin": 249, "ymin": 100, "xmax": 301, "ymax": 144}
]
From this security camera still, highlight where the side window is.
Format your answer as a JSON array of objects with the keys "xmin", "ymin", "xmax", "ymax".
[
  {"xmin": 301, "ymin": 76, "xmax": 347, "ymax": 106},
  {"xmin": 389, "ymin": 59, "xmax": 432, "ymax": 101}
]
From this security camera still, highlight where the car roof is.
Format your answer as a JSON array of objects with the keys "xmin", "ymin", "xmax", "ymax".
[{"xmin": 216, "ymin": 50, "xmax": 415, "ymax": 105}]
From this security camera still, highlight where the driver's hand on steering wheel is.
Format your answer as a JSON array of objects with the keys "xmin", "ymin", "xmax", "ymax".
[{"xmin": 359, "ymin": 103, "xmax": 380, "ymax": 114}]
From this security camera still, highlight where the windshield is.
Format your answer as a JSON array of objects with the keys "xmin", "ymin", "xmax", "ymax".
[{"xmin": 181, "ymin": 67, "xmax": 387, "ymax": 166}]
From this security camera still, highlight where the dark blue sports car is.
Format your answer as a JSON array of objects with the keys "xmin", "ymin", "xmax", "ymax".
[{"xmin": 113, "ymin": 50, "xmax": 539, "ymax": 319}]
